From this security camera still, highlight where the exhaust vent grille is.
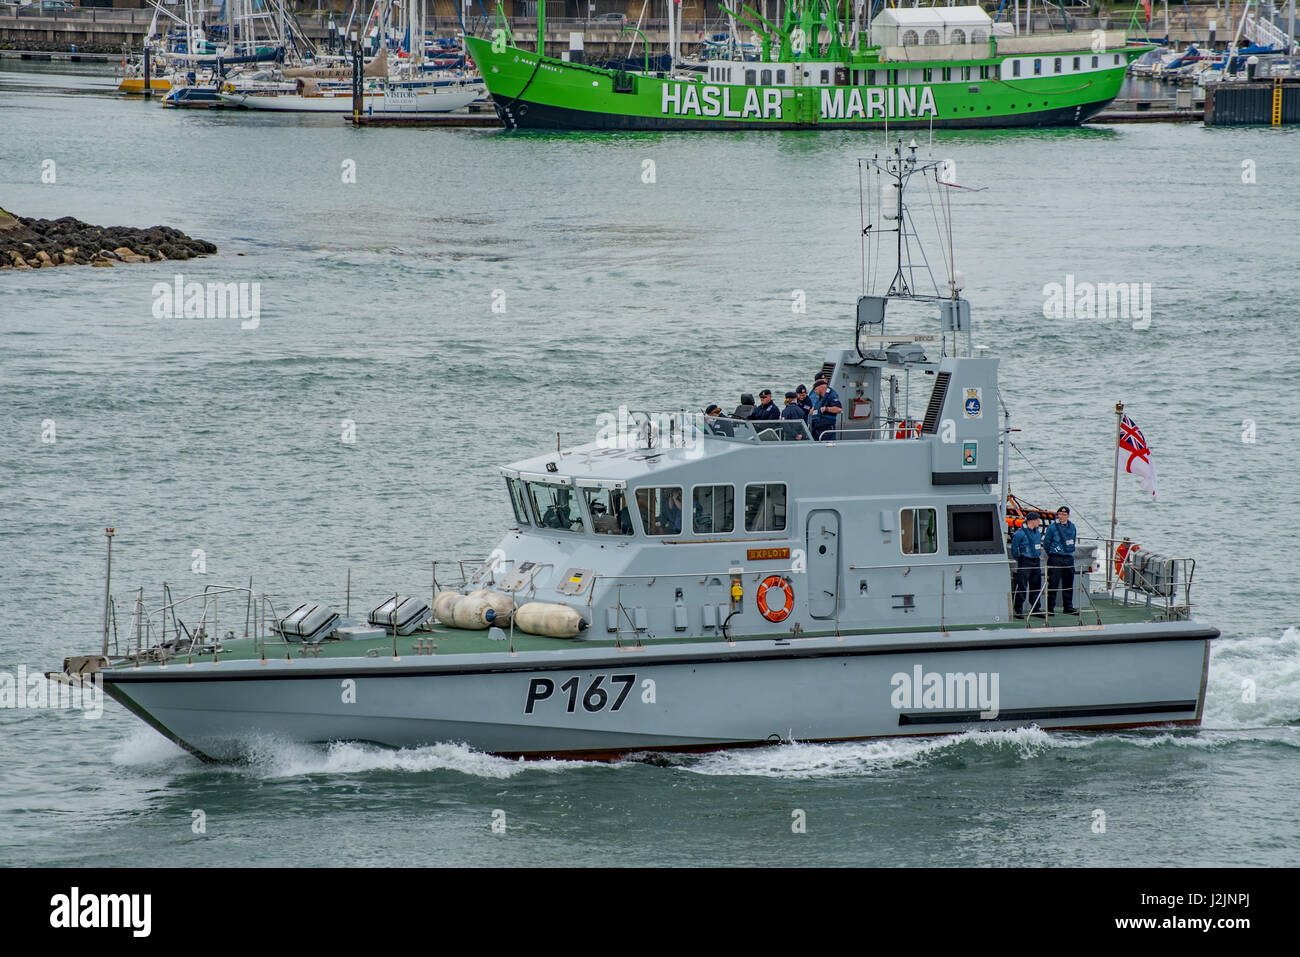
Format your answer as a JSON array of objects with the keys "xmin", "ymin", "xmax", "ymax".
[{"xmin": 920, "ymin": 372, "xmax": 951, "ymax": 434}]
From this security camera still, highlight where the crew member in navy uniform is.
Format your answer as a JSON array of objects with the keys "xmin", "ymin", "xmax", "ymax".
[
  {"xmin": 1042, "ymin": 505, "xmax": 1078, "ymax": 615},
  {"xmin": 751, "ymin": 388, "xmax": 781, "ymax": 421},
  {"xmin": 810, "ymin": 377, "xmax": 843, "ymax": 440},
  {"xmin": 704, "ymin": 404, "xmax": 734, "ymax": 437},
  {"xmin": 1010, "ymin": 513, "xmax": 1043, "ymax": 618},
  {"xmin": 660, "ymin": 489, "xmax": 683, "ymax": 535},
  {"xmin": 795, "ymin": 384, "xmax": 812, "ymax": 419},
  {"xmin": 780, "ymin": 391, "xmax": 806, "ymax": 439}
]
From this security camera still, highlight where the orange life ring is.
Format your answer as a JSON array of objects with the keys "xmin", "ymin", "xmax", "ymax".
[
  {"xmin": 756, "ymin": 575, "xmax": 794, "ymax": 623},
  {"xmin": 1114, "ymin": 541, "xmax": 1139, "ymax": 577}
]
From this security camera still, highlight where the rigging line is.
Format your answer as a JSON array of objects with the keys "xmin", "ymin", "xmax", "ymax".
[
  {"xmin": 867, "ymin": 163, "xmax": 877, "ymax": 296},
  {"xmin": 923, "ymin": 169, "xmax": 951, "ymax": 293},
  {"xmin": 1008, "ymin": 441, "xmax": 1104, "ymax": 537},
  {"xmin": 901, "ymin": 178, "xmax": 939, "ymax": 297},
  {"xmin": 858, "ymin": 158, "xmax": 866, "ymax": 296}
]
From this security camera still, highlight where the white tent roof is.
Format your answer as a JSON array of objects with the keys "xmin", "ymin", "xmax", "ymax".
[{"xmin": 871, "ymin": 6, "xmax": 993, "ymax": 28}]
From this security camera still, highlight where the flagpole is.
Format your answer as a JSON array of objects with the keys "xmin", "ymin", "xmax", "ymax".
[{"xmin": 1108, "ymin": 400, "xmax": 1124, "ymax": 589}]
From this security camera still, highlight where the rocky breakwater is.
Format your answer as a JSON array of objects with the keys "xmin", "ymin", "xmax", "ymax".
[{"xmin": 1, "ymin": 207, "xmax": 216, "ymax": 269}]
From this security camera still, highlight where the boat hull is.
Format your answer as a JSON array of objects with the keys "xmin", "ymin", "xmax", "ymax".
[
  {"xmin": 103, "ymin": 624, "xmax": 1214, "ymax": 761},
  {"xmin": 217, "ymin": 88, "xmax": 479, "ymax": 113},
  {"xmin": 464, "ymin": 36, "xmax": 1132, "ymax": 131},
  {"xmin": 117, "ymin": 77, "xmax": 172, "ymax": 95}
]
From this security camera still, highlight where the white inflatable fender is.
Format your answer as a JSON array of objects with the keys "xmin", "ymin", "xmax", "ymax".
[{"xmin": 514, "ymin": 602, "xmax": 586, "ymax": 639}]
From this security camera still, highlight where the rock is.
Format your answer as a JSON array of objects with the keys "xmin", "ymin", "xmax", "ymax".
[
  {"xmin": 13, "ymin": 258, "xmax": 32, "ymax": 270},
  {"xmin": 2, "ymin": 210, "xmax": 214, "ymax": 269},
  {"xmin": 91, "ymin": 259, "xmax": 114, "ymax": 268}
]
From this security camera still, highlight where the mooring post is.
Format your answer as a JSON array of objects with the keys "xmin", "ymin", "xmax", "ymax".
[
  {"xmin": 351, "ymin": 39, "xmax": 362, "ymax": 124},
  {"xmin": 142, "ymin": 45, "xmax": 151, "ymax": 100}
]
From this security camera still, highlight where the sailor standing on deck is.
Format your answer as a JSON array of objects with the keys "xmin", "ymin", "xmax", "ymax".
[
  {"xmin": 751, "ymin": 388, "xmax": 781, "ymax": 421},
  {"xmin": 810, "ymin": 377, "xmax": 843, "ymax": 441},
  {"xmin": 1042, "ymin": 505, "xmax": 1078, "ymax": 615},
  {"xmin": 795, "ymin": 385, "xmax": 812, "ymax": 420},
  {"xmin": 780, "ymin": 391, "xmax": 806, "ymax": 439},
  {"xmin": 1010, "ymin": 513, "xmax": 1043, "ymax": 618}
]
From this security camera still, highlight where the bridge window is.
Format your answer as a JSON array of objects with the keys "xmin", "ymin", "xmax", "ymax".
[
  {"xmin": 744, "ymin": 483, "xmax": 787, "ymax": 533},
  {"xmin": 942, "ymin": 67, "xmax": 951, "ymax": 81},
  {"xmin": 777, "ymin": 69, "xmax": 786, "ymax": 83},
  {"xmin": 868, "ymin": 69, "xmax": 878, "ymax": 84},
  {"xmin": 1091, "ymin": 55, "xmax": 1099, "ymax": 68},
  {"xmin": 506, "ymin": 478, "xmax": 531, "ymax": 526},
  {"xmin": 584, "ymin": 487, "xmax": 633, "ymax": 536},
  {"xmin": 947, "ymin": 504, "xmax": 1005, "ymax": 556},
  {"xmin": 979, "ymin": 65, "xmax": 989, "ymax": 79},
  {"xmin": 1073, "ymin": 56, "xmax": 1081, "ymax": 70},
  {"xmin": 761, "ymin": 68, "xmax": 771, "ymax": 84},
  {"xmin": 901, "ymin": 29, "xmax": 919, "ymax": 46},
  {"xmin": 529, "ymin": 482, "xmax": 586, "ymax": 533},
  {"xmin": 950, "ymin": 28, "xmax": 966, "ymax": 43},
  {"xmin": 820, "ymin": 69, "xmax": 830, "ymax": 83},
  {"xmin": 745, "ymin": 68, "xmax": 756, "ymax": 84},
  {"xmin": 1033, "ymin": 59, "xmax": 1042, "ymax": 75},
  {"xmin": 1054, "ymin": 57, "xmax": 1062, "ymax": 73},
  {"xmin": 888, "ymin": 69, "xmax": 898, "ymax": 84},
  {"xmin": 636, "ymin": 486, "xmax": 683, "ymax": 536},
  {"xmin": 900, "ymin": 507, "xmax": 938, "ymax": 555},
  {"xmin": 1012, "ymin": 60, "xmax": 1021, "ymax": 77},
  {"xmin": 923, "ymin": 68, "xmax": 933, "ymax": 82},
  {"xmin": 693, "ymin": 484, "xmax": 735, "ymax": 534},
  {"xmin": 923, "ymin": 29, "xmax": 940, "ymax": 45},
  {"xmin": 1113, "ymin": 54, "xmax": 1121, "ymax": 65}
]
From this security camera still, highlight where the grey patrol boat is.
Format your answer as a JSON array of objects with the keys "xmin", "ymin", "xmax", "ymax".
[{"xmin": 54, "ymin": 142, "xmax": 1216, "ymax": 761}]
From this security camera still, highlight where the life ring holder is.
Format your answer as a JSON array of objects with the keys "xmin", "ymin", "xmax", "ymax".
[
  {"xmin": 1114, "ymin": 541, "xmax": 1139, "ymax": 578},
  {"xmin": 756, "ymin": 575, "xmax": 794, "ymax": 623}
]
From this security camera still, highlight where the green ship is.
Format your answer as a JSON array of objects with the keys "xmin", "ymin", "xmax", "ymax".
[{"xmin": 465, "ymin": 3, "xmax": 1148, "ymax": 130}]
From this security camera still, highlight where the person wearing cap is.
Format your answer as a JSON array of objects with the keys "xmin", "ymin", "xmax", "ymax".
[
  {"xmin": 1010, "ymin": 513, "xmax": 1044, "ymax": 618},
  {"xmin": 1042, "ymin": 505, "xmax": 1079, "ymax": 615},
  {"xmin": 703, "ymin": 403, "xmax": 734, "ymax": 437},
  {"xmin": 752, "ymin": 388, "xmax": 781, "ymax": 422},
  {"xmin": 795, "ymin": 385, "xmax": 812, "ymax": 420},
  {"xmin": 810, "ymin": 377, "xmax": 843, "ymax": 440},
  {"xmin": 780, "ymin": 391, "xmax": 806, "ymax": 439}
]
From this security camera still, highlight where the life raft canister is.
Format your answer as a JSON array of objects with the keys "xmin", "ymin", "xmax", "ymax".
[
  {"xmin": 1114, "ymin": 541, "xmax": 1139, "ymax": 577},
  {"xmin": 756, "ymin": 575, "xmax": 794, "ymax": 623}
]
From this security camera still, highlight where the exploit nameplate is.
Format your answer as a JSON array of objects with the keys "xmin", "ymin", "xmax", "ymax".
[{"xmin": 747, "ymin": 547, "xmax": 791, "ymax": 561}]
